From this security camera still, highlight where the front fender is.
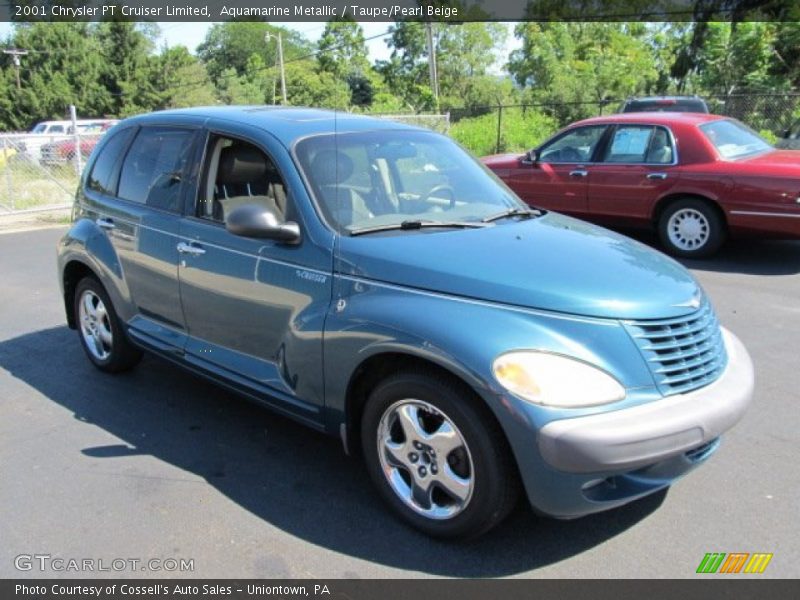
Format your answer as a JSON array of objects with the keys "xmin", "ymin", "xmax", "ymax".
[
  {"xmin": 323, "ymin": 277, "xmax": 664, "ymax": 514},
  {"xmin": 324, "ymin": 276, "xmax": 657, "ymax": 430}
]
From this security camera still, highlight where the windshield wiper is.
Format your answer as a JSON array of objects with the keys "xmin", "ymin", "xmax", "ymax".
[
  {"xmin": 350, "ymin": 219, "xmax": 490, "ymax": 236},
  {"xmin": 481, "ymin": 207, "xmax": 543, "ymax": 223}
]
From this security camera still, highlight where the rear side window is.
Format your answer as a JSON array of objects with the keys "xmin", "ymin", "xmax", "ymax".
[
  {"xmin": 118, "ymin": 127, "xmax": 195, "ymax": 212},
  {"xmin": 601, "ymin": 125, "xmax": 674, "ymax": 164},
  {"xmin": 86, "ymin": 128, "xmax": 135, "ymax": 196}
]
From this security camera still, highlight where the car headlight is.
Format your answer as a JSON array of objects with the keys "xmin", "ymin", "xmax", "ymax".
[{"xmin": 492, "ymin": 351, "xmax": 625, "ymax": 408}]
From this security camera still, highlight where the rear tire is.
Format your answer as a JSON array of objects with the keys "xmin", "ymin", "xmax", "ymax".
[
  {"xmin": 74, "ymin": 277, "xmax": 142, "ymax": 373},
  {"xmin": 658, "ymin": 198, "xmax": 725, "ymax": 258},
  {"xmin": 361, "ymin": 371, "xmax": 519, "ymax": 539}
]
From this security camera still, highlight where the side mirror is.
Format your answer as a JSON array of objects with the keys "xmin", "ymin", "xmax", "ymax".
[
  {"xmin": 225, "ymin": 204, "xmax": 301, "ymax": 244},
  {"xmin": 522, "ymin": 149, "xmax": 539, "ymax": 165}
]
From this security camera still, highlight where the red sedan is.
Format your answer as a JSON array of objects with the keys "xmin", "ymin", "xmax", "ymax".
[
  {"xmin": 482, "ymin": 113, "xmax": 800, "ymax": 257},
  {"xmin": 40, "ymin": 121, "xmax": 118, "ymax": 167}
]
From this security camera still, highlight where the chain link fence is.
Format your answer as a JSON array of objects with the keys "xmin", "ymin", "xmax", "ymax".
[
  {"xmin": 0, "ymin": 132, "xmax": 104, "ymax": 215},
  {"xmin": 372, "ymin": 113, "xmax": 451, "ymax": 134},
  {"xmin": 706, "ymin": 92, "xmax": 800, "ymax": 138},
  {"xmin": 442, "ymin": 92, "xmax": 800, "ymax": 155}
]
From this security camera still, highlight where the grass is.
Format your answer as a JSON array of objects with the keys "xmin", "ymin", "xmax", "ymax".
[
  {"xmin": 0, "ymin": 160, "xmax": 78, "ymax": 212},
  {"xmin": 450, "ymin": 108, "xmax": 558, "ymax": 156}
]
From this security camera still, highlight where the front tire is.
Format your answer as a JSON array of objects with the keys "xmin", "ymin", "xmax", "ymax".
[
  {"xmin": 658, "ymin": 198, "xmax": 725, "ymax": 258},
  {"xmin": 361, "ymin": 371, "xmax": 519, "ymax": 539},
  {"xmin": 74, "ymin": 277, "xmax": 142, "ymax": 373}
]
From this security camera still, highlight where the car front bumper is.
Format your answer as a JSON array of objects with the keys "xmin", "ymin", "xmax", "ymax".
[{"xmin": 537, "ymin": 328, "xmax": 753, "ymax": 474}]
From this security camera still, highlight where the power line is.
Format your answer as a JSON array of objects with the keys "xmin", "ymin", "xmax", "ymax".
[
  {"xmin": 160, "ymin": 27, "xmax": 395, "ymax": 94},
  {"xmin": 3, "ymin": 25, "xmax": 395, "ymax": 95}
]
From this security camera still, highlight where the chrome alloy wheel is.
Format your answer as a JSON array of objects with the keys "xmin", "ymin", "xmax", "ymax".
[
  {"xmin": 78, "ymin": 289, "xmax": 113, "ymax": 361},
  {"xmin": 667, "ymin": 207, "xmax": 710, "ymax": 251},
  {"xmin": 377, "ymin": 399, "xmax": 475, "ymax": 520}
]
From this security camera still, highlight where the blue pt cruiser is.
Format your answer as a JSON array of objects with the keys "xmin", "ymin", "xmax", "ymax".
[{"xmin": 57, "ymin": 107, "xmax": 754, "ymax": 539}]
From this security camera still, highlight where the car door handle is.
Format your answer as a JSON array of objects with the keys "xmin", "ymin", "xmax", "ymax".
[
  {"xmin": 95, "ymin": 217, "xmax": 115, "ymax": 230},
  {"xmin": 647, "ymin": 173, "xmax": 668, "ymax": 180},
  {"xmin": 177, "ymin": 242, "xmax": 206, "ymax": 256},
  {"xmin": 569, "ymin": 169, "xmax": 588, "ymax": 177}
]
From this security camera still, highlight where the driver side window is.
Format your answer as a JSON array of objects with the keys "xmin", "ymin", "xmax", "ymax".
[
  {"xmin": 539, "ymin": 126, "xmax": 607, "ymax": 164},
  {"xmin": 197, "ymin": 136, "xmax": 289, "ymax": 224}
]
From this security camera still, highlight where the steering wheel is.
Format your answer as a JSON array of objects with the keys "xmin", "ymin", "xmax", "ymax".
[
  {"xmin": 420, "ymin": 183, "xmax": 457, "ymax": 209},
  {"xmin": 560, "ymin": 147, "xmax": 582, "ymax": 162}
]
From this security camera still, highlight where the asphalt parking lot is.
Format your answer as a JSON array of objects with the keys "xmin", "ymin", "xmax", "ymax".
[{"xmin": 1, "ymin": 225, "xmax": 798, "ymax": 579}]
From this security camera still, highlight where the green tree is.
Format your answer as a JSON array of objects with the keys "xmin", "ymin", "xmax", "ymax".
[
  {"xmin": 646, "ymin": 23, "xmax": 694, "ymax": 94},
  {"xmin": 4, "ymin": 23, "xmax": 112, "ymax": 129},
  {"xmin": 96, "ymin": 22, "xmax": 161, "ymax": 116},
  {"xmin": 509, "ymin": 23, "xmax": 658, "ymax": 122},
  {"xmin": 0, "ymin": 67, "xmax": 16, "ymax": 130},
  {"xmin": 376, "ymin": 22, "xmax": 433, "ymax": 110},
  {"xmin": 378, "ymin": 22, "xmax": 509, "ymax": 110},
  {"xmin": 692, "ymin": 22, "xmax": 778, "ymax": 94},
  {"xmin": 198, "ymin": 22, "xmax": 311, "ymax": 81},
  {"xmin": 317, "ymin": 18, "xmax": 370, "ymax": 80},
  {"xmin": 771, "ymin": 22, "xmax": 800, "ymax": 88},
  {"xmin": 283, "ymin": 60, "xmax": 350, "ymax": 108},
  {"xmin": 154, "ymin": 46, "xmax": 218, "ymax": 109},
  {"xmin": 316, "ymin": 18, "xmax": 374, "ymax": 107},
  {"xmin": 218, "ymin": 54, "xmax": 271, "ymax": 105},
  {"xmin": 436, "ymin": 23, "xmax": 508, "ymax": 107}
]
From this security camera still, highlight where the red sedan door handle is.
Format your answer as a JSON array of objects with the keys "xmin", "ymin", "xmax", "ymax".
[
  {"xmin": 569, "ymin": 169, "xmax": 588, "ymax": 177},
  {"xmin": 647, "ymin": 173, "xmax": 668, "ymax": 180}
]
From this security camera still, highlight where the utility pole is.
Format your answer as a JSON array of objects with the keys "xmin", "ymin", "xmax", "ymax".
[
  {"xmin": 425, "ymin": 22, "xmax": 439, "ymax": 109},
  {"xmin": 3, "ymin": 49, "xmax": 28, "ymax": 90},
  {"xmin": 265, "ymin": 32, "xmax": 287, "ymax": 105}
]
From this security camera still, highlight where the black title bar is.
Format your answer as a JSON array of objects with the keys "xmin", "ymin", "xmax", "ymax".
[
  {"xmin": 1, "ymin": 0, "xmax": 799, "ymax": 22},
  {"xmin": 4, "ymin": 579, "xmax": 800, "ymax": 600}
]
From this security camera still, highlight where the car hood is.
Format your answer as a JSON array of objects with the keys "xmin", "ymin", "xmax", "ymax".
[
  {"xmin": 481, "ymin": 154, "xmax": 524, "ymax": 169},
  {"xmin": 337, "ymin": 213, "xmax": 702, "ymax": 320}
]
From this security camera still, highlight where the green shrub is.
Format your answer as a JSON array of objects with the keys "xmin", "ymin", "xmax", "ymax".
[
  {"xmin": 759, "ymin": 129, "xmax": 778, "ymax": 144},
  {"xmin": 450, "ymin": 108, "xmax": 558, "ymax": 156}
]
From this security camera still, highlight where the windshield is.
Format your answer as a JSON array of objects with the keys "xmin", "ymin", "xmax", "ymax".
[
  {"xmin": 295, "ymin": 129, "xmax": 523, "ymax": 233},
  {"xmin": 32, "ymin": 124, "xmax": 47, "ymax": 133},
  {"xmin": 700, "ymin": 119, "xmax": 772, "ymax": 159}
]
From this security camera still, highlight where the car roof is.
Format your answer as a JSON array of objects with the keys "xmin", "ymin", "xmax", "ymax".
[
  {"xmin": 574, "ymin": 112, "xmax": 727, "ymax": 127},
  {"xmin": 123, "ymin": 106, "xmax": 420, "ymax": 145},
  {"xmin": 625, "ymin": 95, "xmax": 705, "ymax": 102}
]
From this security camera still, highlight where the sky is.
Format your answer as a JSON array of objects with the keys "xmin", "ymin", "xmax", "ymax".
[{"xmin": 1, "ymin": 21, "xmax": 521, "ymax": 74}]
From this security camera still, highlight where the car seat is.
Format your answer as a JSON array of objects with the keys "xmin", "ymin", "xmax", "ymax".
[{"xmin": 310, "ymin": 149, "xmax": 373, "ymax": 227}]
